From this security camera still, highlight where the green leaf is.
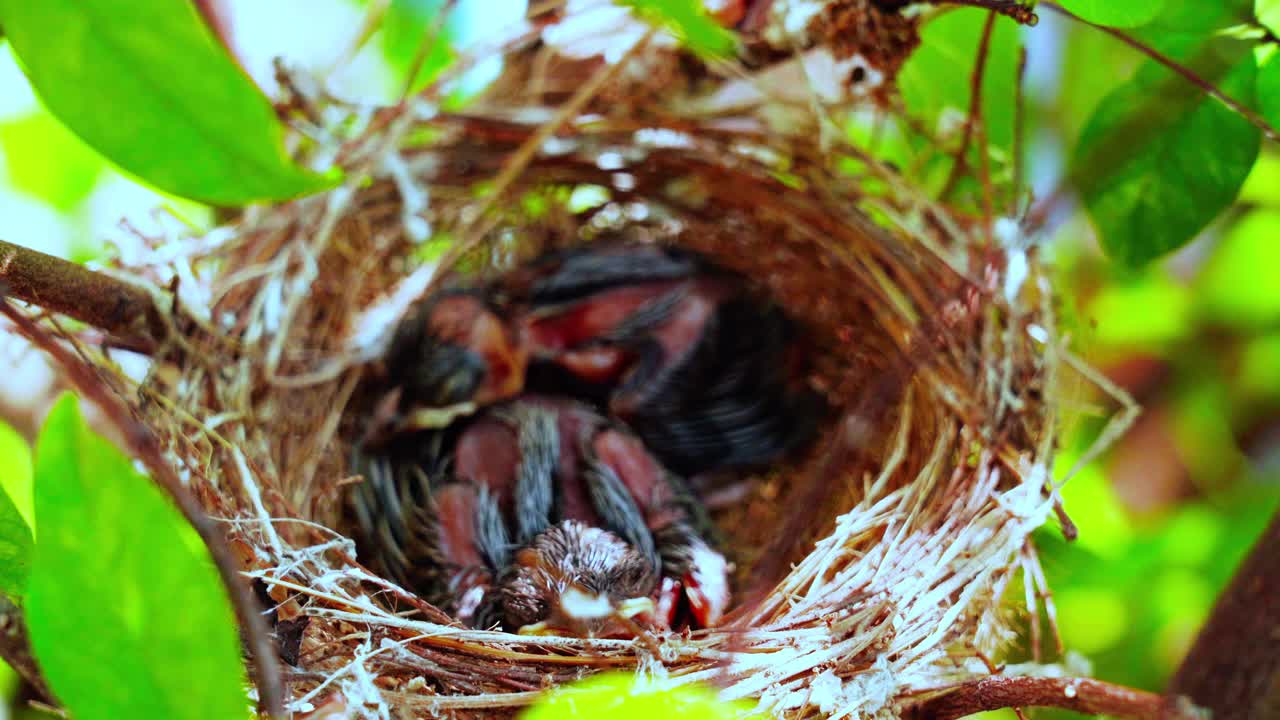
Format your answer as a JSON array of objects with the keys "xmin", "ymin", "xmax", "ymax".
[
  {"xmin": 0, "ymin": 419, "xmax": 33, "ymax": 533},
  {"xmin": 898, "ymin": 9, "xmax": 1021, "ymax": 151},
  {"xmin": 1056, "ymin": 0, "xmax": 1167, "ymax": 27},
  {"xmin": 1257, "ymin": 0, "xmax": 1280, "ymax": 33},
  {"xmin": 1072, "ymin": 43, "xmax": 1260, "ymax": 266},
  {"xmin": 621, "ymin": 0, "xmax": 736, "ymax": 58},
  {"xmin": 0, "ymin": 420, "xmax": 32, "ymax": 602},
  {"xmin": 524, "ymin": 672, "xmax": 758, "ymax": 720},
  {"xmin": 1258, "ymin": 51, "xmax": 1280, "ymax": 131},
  {"xmin": 0, "ymin": 0, "xmax": 336, "ymax": 205},
  {"xmin": 0, "ymin": 111, "xmax": 105, "ymax": 210},
  {"xmin": 26, "ymin": 396, "xmax": 247, "ymax": 720}
]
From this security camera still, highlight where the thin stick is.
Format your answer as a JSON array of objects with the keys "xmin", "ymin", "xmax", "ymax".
[
  {"xmin": 908, "ymin": 675, "xmax": 1201, "ymax": 720},
  {"xmin": 939, "ymin": 11, "xmax": 997, "ymax": 202},
  {"xmin": 0, "ymin": 303, "xmax": 287, "ymax": 718},
  {"xmin": 0, "ymin": 239, "xmax": 165, "ymax": 354},
  {"xmin": 1042, "ymin": 1, "xmax": 1280, "ymax": 143},
  {"xmin": 0, "ymin": 596, "xmax": 54, "ymax": 703}
]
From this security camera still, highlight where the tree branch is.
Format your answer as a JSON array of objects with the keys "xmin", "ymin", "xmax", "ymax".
[
  {"xmin": 0, "ymin": 595, "xmax": 54, "ymax": 704},
  {"xmin": 906, "ymin": 675, "xmax": 1204, "ymax": 720},
  {"xmin": 1170, "ymin": 506, "xmax": 1280, "ymax": 720},
  {"xmin": 0, "ymin": 302, "xmax": 287, "ymax": 718},
  {"xmin": 0, "ymin": 239, "xmax": 165, "ymax": 354}
]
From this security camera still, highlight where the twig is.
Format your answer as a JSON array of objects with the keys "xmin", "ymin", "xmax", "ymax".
[
  {"xmin": 931, "ymin": 0, "xmax": 1038, "ymax": 25},
  {"xmin": 0, "ymin": 302, "xmax": 288, "ymax": 718},
  {"xmin": 0, "ymin": 595, "xmax": 54, "ymax": 703},
  {"xmin": 1011, "ymin": 46, "xmax": 1027, "ymax": 215},
  {"xmin": 907, "ymin": 675, "xmax": 1203, "ymax": 719},
  {"xmin": 1170, "ymin": 506, "xmax": 1280, "ymax": 720},
  {"xmin": 938, "ymin": 11, "xmax": 996, "ymax": 202},
  {"xmin": 0, "ymin": 239, "xmax": 166, "ymax": 354},
  {"xmin": 1042, "ymin": 1, "xmax": 1280, "ymax": 143}
]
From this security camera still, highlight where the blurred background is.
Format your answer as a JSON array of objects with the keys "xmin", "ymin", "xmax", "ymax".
[{"xmin": 1, "ymin": 2, "xmax": 1277, "ymax": 717}]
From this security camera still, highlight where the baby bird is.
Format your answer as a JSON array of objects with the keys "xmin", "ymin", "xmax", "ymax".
[
  {"xmin": 380, "ymin": 242, "xmax": 820, "ymax": 477},
  {"xmin": 351, "ymin": 395, "xmax": 729, "ymax": 635}
]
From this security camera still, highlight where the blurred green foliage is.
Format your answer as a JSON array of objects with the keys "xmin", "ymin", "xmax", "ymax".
[{"xmin": 25, "ymin": 397, "xmax": 248, "ymax": 720}]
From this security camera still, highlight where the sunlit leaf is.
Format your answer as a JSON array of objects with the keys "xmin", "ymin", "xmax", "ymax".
[
  {"xmin": 0, "ymin": 420, "xmax": 32, "ymax": 533},
  {"xmin": 0, "ymin": 420, "xmax": 32, "ymax": 602},
  {"xmin": 621, "ymin": 0, "xmax": 736, "ymax": 58},
  {"xmin": 26, "ymin": 396, "xmax": 247, "ymax": 720},
  {"xmin": 1072, "ymin": 43, "xmax": 1260, "ymax": 266},
  {"xmin": 0, "ymin": 0, "xmax": 336, "ymax": 205},
  {"xmin": 1056, "ymin": 0, "xmax": 1166, "ymax": 27},
  {"xmin": 1197, "ymin": 209, "xmax": 1280, "ymax": 327},
  {"xmin": 899, "ymin": 9, "xmax": 1021, "ymax": 151},
  {"xmin": 524, "ymin": 672, "xmax": 757, "ymax": 720},
  {"xmin": 0, "ymin": 111, "xmax": 105, "ymax": 210},
  {"xmin": 1257, "ymin": 0, "xmax": 1280, "ymax": 33}
]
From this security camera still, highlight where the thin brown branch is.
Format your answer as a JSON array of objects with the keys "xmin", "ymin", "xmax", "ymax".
[
  {"xmin": 0, "ymin": 302, "xmax": 287, "ymax": 718},
  {"xmin": 0, "ymin": 595, "xmax": 54, "ymax": 704},
  {"xmin": 932, "ymin": 0, "xmax": 1039, "ymax": 25},
  {"xmin": 907, "ymin": 675, "xmax": 1203, "ymax": 720},
  {"xmin": 1042, "ymin": 1, "xmax": 1280, "ymax": 143},
  {"xmin": 939, "ymin": 11, "xmax": 997, "ymax": 202},
  {"xmin": 0, "ymin": 239, "xmax": 165, "ymax": 354},
  {"xmin": 1170, "ymin": 506, "xmax": 1280, "ymax": 720}
]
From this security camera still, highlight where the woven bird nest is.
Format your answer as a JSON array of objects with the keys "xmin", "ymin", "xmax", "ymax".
[{"xmin": 14, "ymin": 2, "xmax": 1126, "ymax": 717}]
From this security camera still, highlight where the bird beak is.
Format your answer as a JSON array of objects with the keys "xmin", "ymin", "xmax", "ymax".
[{"xmin": 398, "ymin": 401, "xmax": 478, "ymax": 431}]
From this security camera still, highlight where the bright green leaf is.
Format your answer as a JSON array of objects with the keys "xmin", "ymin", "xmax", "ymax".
[
  {"xmin": 524, "ymin": 672, "xmax": 758, "ymax": 720},
  {"xmin": 899, "ymin": 9, "xmax": 1021, "ymax": 151},
  {"xmin": 0, "ymin": 420, "xmax": 32, "ymax": 533},
  {"xmin": 1197, "ymin": 209, "xmax": 1280, "ymax": 327},
  {"xmin": 621, "ymin": 0, "xmax": 736, "ymax": 58},
  {"xmin": 0, "ymin": 0, "xmax": 336, "ymax": 205},
  {"xmin": 0, "ymin": 111, "xmax": 104, "ymax": 210},
  {"xmin": 0, "ymin": 420, "xmax": 31, "ymax": 599},
  {"xmin": 26, "ymin": 396, "xmax": 247, "ymax": 720},
  {"xmin": 1258, "ymin": 0, "xmax": 1280, "ymax": 33},
  {"xmin": 1073, "ymin": 46, "xmax": 1260, "ymax": 266},
  {"xmin": 1057, "ymin": 0, "xmax": 1166, "ymax": 27}
]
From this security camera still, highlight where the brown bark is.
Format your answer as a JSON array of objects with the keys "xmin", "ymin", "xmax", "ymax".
[
  {"xmin": 0, "ymin": 596, "xmax": 53, "ymax": 704},
  {"xmin": 907, "ymin": 675, "xmax": 1202, "ymax": 720},
  {"xmin": 1170, "ymin": 507, "xmax": 1280, "ymax": 720},
  {"xmin": 0, "ymin": 239, "xmax": 166, "ymax": 354}
]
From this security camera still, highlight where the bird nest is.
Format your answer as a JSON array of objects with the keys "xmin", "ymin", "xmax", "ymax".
[{"xmin": 13, "ymin": 2, "xmax": 1129, "ymax": 718}]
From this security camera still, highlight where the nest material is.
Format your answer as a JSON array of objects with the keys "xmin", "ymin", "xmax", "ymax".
[{"xmin": 41, "ymin": 3, "xmax": 1127, "ymax": 718}]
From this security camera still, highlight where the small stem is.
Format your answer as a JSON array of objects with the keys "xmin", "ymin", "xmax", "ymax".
[
  {"xmin": 0, "ymin": 303, "xmax": 287, "ymax": 717},
  {"xmin": 907, "ymin": 675, "xmax": 1202, "ymax": 720},
  {"xmin": 1041, "ymin": 1, "xmax": 1280, "ymax": 143},
  {"xmin": 939, "ymin": 11, "xmax": 996, "ymax": 202},
  {"xmin": 0, "ymin": 239, "xmax": 165, "ymax": 354}
]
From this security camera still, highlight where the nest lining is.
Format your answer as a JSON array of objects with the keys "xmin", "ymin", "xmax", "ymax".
[{"xmin": 28, "ymin": 6, "xmax": 1134, "ymax": 718}]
